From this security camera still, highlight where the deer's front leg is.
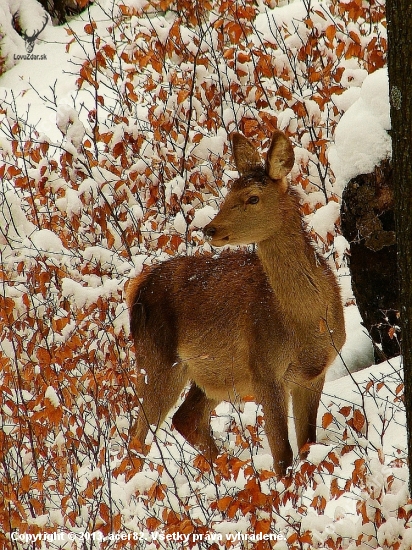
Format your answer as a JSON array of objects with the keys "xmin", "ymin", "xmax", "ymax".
[{"xmin": 252, "ymin": 375, "xmax": 293, "ymax": 476}]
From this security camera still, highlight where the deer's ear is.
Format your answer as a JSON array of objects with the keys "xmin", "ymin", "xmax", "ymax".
[
  {"xmin": 265, "ymin": 130, "xmax": 295, "ymax": 183},
  {"xmin": 231, "ymin": 133, "xmax": 262, "ymax": 176}
]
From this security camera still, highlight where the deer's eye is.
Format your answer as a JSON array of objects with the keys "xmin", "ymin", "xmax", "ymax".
[{"xmin": 247, "ymin": 195, "xmax": 259, "ymax": 205}]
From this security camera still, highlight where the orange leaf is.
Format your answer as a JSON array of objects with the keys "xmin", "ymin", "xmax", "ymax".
[
  {"xmin": 325, "ymin": 25, "xmax": 336, "ymax": 42},
  {"xmin": 20, "ymin": 475, "xmax": 31, "ymax": 493},
  {"xmin": 336, "ymin": 41, "xmax": 345, "ymax": 58},
  {"xmin": 231, "ymin": 458, "xmax": 248, "ymax": 480},
  {"xmin": 157, "ymin": 234, "xmax": 170, "ymax": 250},
  {"xmin": 254, "ymin": 519, "xmax": 270, "ymax": 535},
  {"xmin": 177, "ymin": 89, "xmax": 190, "ymax": 104},
  {"xmin": 148, "ymin": 482, "xmax": 166, "ymax": 502},
  {"xmin": 243, "ymin": 119, "xmax": 259, "ymax": 136},
  {"xmin": 353, "ymin": 458, "xmax": 366, "ymax": 479},
  {"xmin": 237, "ymin": 52, "xmax": 251, "ymax": 63},
  {"xmin": 175, "ymin": 519, "xmax": 194, "ymax": 535},
  {"xmin": 147, "ymin": 517, "xmax": 161, "ymax": 531},
  {"xmin": 277, "ymin": 85, "xmax": 292, "ymax": 101},
  {"xmin": 193, "ymin": 454, "xmax": 211, "ymax": 473},
  {"xmin": 103, "ymin": 44, "xmax": 116, "ymax": 60},
  {"xmin": 328, "ymin": 452, "xmax": 340, "ymax": 466},
  {"xmin": 223, "ymin": 47, "xmax": 236, "ymax": 59},
  {"xmin": 99, "ymin": 503, "xmax": 110, "ymax": 524},
  {"xmin": 352, "ymin": 409, "xmax": 365, "ymax": 432},
  {"xmin": 216, "ymin": 496, "xmax": 232, "ymax": 512},
  {"xmin": 259, "ymin": 469, "xmax": 276, "ymax": 481},
  {"xmin": 322, "ymin": 460, "xmax": 335, "ymax": 475},
  {"xmin": 84, "ymin": 22, "xmax": 96, "ymax": 35},
  {"xmin": 226, "ymin": 22, "xmax": 243, "ymax": 43},
  {"xmin": 356, "ymin": 500, "xmax": 369, "ymax": 525},
  {"xmin": 300, "ymin": 531, "xmax": 314, "ymax": 543},
  {"xmin": 7, "ymin": 165, "xmax": 21, "ymax": 178},
  {"xmin": 37, "ymin": 347, "xmax": 51, "ymax": 365},
  {"xmin": 53, "ymin": 317, "xmax": 70, "ymax": 333},
  {"xmin": 107, "ymin": 231, "xmax": 115, "ymax": 249},
  {"xmin": 112, "ymin": 141, "xmax": 124, "ymax": 158},
  {"xmin": 313, "ymin": 9, "xmax": 326, "ymax": 20},
  {"xmin": 339, "ymin": 406, "xmax": 352, "ymax": 417},
  {"xmin": 0, "ymin": 296, "xmax": 15, "ymax": 318},
  {"xmin": 227, "ymin": 500, "xmax": 240, "ymax": 519},
  {"xmin": 287, "ymin": 533, "xmax": 298, "ymax": 544},
  {"xmin": 349, "ymin": 30, "xmax": 361, "ymax": 45},
  {"xmin": 396, "ymin": 383, "xmax": 404, "ymax": 395},
  {"xmin": 309, "ymin": 69, "xmax": 323, "ymax": 83},
  {"xmin": 48, "ymin": 407, "xmax": 63, "ymax": 425},
  {"xmin": 322, "ymin": 412, "xmax": 334, "ymax": 429},
  {"xmin": 330, "ymin": 478, "xmax": 344, "ymax": 499}
]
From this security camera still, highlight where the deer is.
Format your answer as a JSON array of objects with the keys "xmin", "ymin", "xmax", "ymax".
[{"xmin": 126, "ymin": 129, "xmax": 346, "ymax": 475}]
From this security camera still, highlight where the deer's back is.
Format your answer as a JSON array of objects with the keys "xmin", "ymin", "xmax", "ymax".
[{"xmin": 129, "ymin": 251, "xmax": 281, "ymax": 344}]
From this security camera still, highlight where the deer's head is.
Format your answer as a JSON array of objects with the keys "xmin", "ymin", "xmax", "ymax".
[{"xmin": 204, "ymin": 130, "xmax": 295, "ymax": 247}]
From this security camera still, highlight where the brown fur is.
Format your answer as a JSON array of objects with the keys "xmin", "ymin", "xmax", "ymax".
[{"xmin": 127, "ymin": 130, "xmax": 346, "ymax": 475}]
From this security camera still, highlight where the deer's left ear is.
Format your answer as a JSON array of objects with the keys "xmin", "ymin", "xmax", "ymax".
[
  {"xmin": 265, "ymin": 131, "xmax": 295, "ymax": 185},
  {"xmin": 232, "ymin": 133, "xmax": 263, "ymax": 176}
]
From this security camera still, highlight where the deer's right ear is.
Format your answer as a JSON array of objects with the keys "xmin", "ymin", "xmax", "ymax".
[{"xmin": 231, "ymin": 133, "xmax": 262, "ymax": 176}]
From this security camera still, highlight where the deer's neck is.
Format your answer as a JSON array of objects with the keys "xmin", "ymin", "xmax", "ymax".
[{"xmin": 257, "ymin": 195, "xmax": 329, "ymax": 322}]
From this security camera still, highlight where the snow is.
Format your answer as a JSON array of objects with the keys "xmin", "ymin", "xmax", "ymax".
[
  {"xmin": 0, "ymin": 182, "xmax": 37, "ymax": 245},
  {"xmin": 327, "ymin": 305, "xmax": 374, "ymax": 381},
  {"xmin": 173, "ymin": 212, "xmax": 187, "ymax": 234},
  {"xmin": 332, "ymin": 86, "xmax": 361, "ymax": 113},
  {"xmin": 30, "ymin": 229, "xmax": 66, "ymax": 254},
  {"xmin": 61, "ymin": 277, "xmax": 121, "ymax": 309},
  {"xmin": 45, "ymin": 385, "xmax": 60, "ymax": 407},
  {"xmin": 328, "ymin": 68, "xmax": 391, "ymax": 190},
  {"xmin": 255, "ymin": 1, "xmax": 311, "ymax": 47},
  {"xmin": 0, "ymin": 0, "xmax": 408, "ymax": 547},
  {"xmin": 56, "ymin": 104, "xmax": 86, "ymax": 149},
  {"xmin": 55, "ymin": 188, "xmax": 83, "ymax": 217},
  {"xmin": 309, "ymin": 200, "xmax": 340, "ymax": 241},
  {"xmin": 193, "ymin": 134, "xmax": 226, "ymax": 161},
  {"xmin": 190, "ymin": 204, "xmax": 216, "ymax": 229},
  {"xmin": 339, "ymin": 61, "xmax": 368, "ymax": 89},
  {"xmin": 165, "ymin": 175, "xmax": 185, "ymax": 202}
]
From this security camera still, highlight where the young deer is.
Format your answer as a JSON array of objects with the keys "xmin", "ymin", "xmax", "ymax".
[{"xmin": 127, "ymin": 130, "xmax": 346, "ymax": 475}]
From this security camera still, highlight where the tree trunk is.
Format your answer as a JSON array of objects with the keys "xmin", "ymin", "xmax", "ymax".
[
  {"xmin": 341, "ymin": 161, "xmax": 400, "ymax": 363},
  {"xmin": 386, "ymin": 0, "xmax": 412, "ymax": 491}
]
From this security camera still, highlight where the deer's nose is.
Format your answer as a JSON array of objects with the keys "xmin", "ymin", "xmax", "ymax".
[{"xmin": 204, "ymin": 224, "xmax": 216, "ymax": 239}]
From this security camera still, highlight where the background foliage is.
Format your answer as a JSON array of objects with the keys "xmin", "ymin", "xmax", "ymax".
[{"xmin": 1, "ymin": 0, "xmax": 410, "ymax": 548}]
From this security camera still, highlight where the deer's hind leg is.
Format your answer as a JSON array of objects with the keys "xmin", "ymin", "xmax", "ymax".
[
  {"xmin": 172, "ymin": 383, "xmax": 219, "ymax": 462},
  {"xmin": 131, "ymin": 349, "xmax": 188, "ymax": 453}
]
